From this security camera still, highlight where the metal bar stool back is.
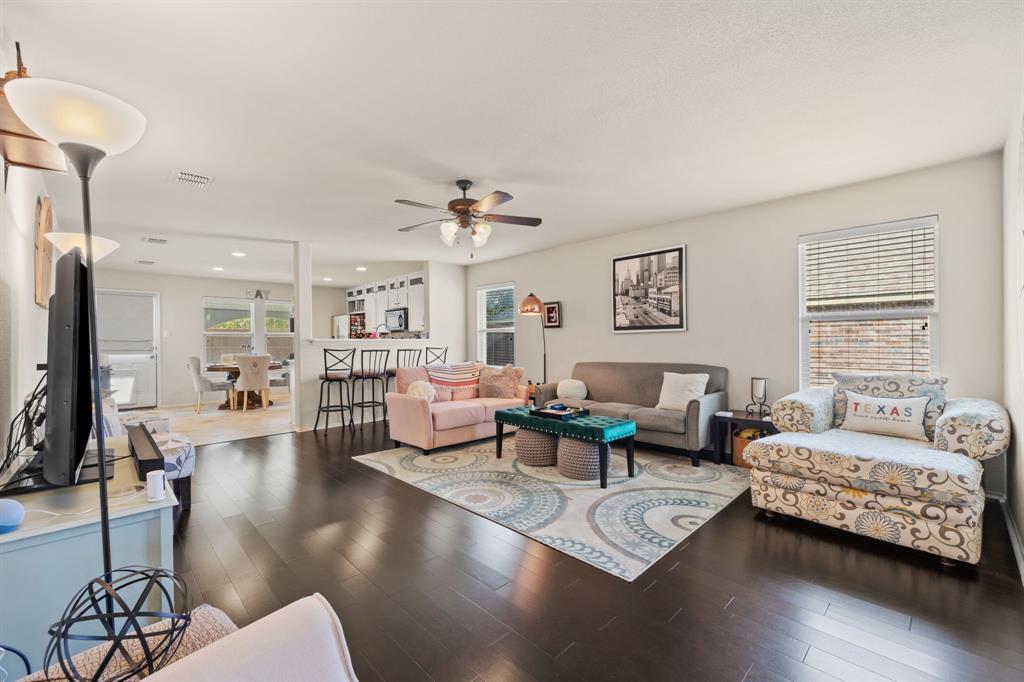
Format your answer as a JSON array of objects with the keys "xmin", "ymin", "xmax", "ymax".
[
  {"xmin": 386, "ymin": 348, "xmax": 423, "ymax": 391},
  {"xmin": 425, "ymin": 346, "xmax": 448, "ymax": 365},
  {"xmin": 315, "ymin": 348, "xmax": 355, "ymax": 432},
  {"xmin": 353, "ymin": 348, "xmax": 391, "ymax": 425}
]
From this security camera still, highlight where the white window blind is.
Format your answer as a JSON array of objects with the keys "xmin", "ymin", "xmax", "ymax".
[
  {"xmin": 799, "ymin": 216, "xmax": 938, "ymax": 388},
  {"xmin": 477, "ymin": 284, "xmax": 515, "ymax": 366}
]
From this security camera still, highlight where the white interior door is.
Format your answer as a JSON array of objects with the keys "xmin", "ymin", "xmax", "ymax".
[{"xmin": 96, "ymin": 290, "xmax": 159, "ymax": 408}]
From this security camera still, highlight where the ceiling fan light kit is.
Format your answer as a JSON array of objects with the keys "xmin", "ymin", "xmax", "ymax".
[{"xmin": 395, "ymin": 178, "xmax": 541, "ymax": 250}]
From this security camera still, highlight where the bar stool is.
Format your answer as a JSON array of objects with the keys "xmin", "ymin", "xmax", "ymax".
[
  {"xmin": 425, "ymin": 346, "xmax": 448, "ymax": 365},
  {"xmin": 386, "ymin": 348, "xmax": 423, "ymax": 392},
  {"xmin": 352, "ymin": 349, "xmax": 390, "ymax": 426},
  {"xmin": 315, "ymin": 348, "xmax": 354, "ymax": 432}
]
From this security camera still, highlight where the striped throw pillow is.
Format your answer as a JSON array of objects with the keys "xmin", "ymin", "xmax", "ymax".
[{"xmin": 427, "ymin": 362, "xmax": 482, "ymax": 400}]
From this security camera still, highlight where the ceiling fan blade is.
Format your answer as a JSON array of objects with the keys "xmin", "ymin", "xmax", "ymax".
[
  {"xmin": 470, "ymin": 190, "xmax": 513, "ymax": 213},
  {"xmin": 484, "ymin": 214, "xmax": 542, "ymax": 227},
  {"xmin": 398, "ymin": 219, "xmax": 444, "ymax": 232},
  {"xmin": 395, "ymin": 199, "xmax": 449, "ymax": 211}
]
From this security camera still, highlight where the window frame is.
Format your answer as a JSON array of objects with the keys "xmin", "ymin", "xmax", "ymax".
[
  {"xmin": 476, "ymin": 281, "xmax": 516, "ymax": 365},
  {"xmin": 797, "ymin": 215, "xmax": 940, "ymax": 389},
  {"xmin": 202, "ymin": 297, "xmax": 255, "ymax": 365},
  {"xmin": 263, "ymin": 299, "xmax": 295, "ymax": 362}
]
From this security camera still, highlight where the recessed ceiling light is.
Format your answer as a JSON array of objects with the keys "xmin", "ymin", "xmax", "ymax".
[
  {"xmin": 322, "ymin": 277, "xmax": 333, "ymax": 282},
  {"xmin": 355, "ymin": 266, "xmax": 367, "ymax": 272},
  {"xmin": 231, "ymin": 252, "xmax": 246, "ymax": 257},
  {"xmin": 212, "ymin": 266, "xmax": 224, "ymax": 271}
]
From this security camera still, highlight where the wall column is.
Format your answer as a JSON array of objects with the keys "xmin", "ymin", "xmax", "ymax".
[{"xmin": 291, "ymin": 242, "xmax": 313, "ymax": 428}]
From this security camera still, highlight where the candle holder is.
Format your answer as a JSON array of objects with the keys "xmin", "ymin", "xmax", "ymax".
[{"xmin": 746, "ymin": 377, "xmax": 770, "ymax": 416}]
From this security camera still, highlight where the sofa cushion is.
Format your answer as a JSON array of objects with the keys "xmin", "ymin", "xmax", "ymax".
[
  {"xmin": 839, "ymin": 390, "xmax": 930, "ymax": 441},
  {"xmin": 545, "ymin": 398, "xmax": 595, "ymax": 409},
  {"xmin": 473, "ymin": 397, "xmax": 526, "ymax": 421},
  {"xmin": 629, "ymin": 407, "xmax": 686, "ymax": 434},
  {"xmin": 570, "ymin": 362, "xmax": 727, "ymax": 407},
  {"xmin": 428, "ymin": 362, "xmax": 482, "ymax": 400},
  {"xmin": 654, "ymin": 372, "xmax": 708, "ymax": 412},
  {"xmin": 589, "ymin": 402, "xmax": 644, "ymax": 419},
  {"xmin": 831, "ymin": 373, "xmax": 948, "ymax": 440},
  {"xmin": 743, "ymin": 429, "xmax": 983, "ymax": 501},
  {"xmin": 557, "ymin": 379, "xmax": 588, "ymax": 400},
  {"xmin": 431, "ymin": 401, "xmax": 485, "ymax": 430},
  {"xmin": 479, "ymin": 365, "xmax": 517, "ymax": 398},
  {"xmin": 396, "ymin": 366, "xmax": 429, "ymax": 393}
]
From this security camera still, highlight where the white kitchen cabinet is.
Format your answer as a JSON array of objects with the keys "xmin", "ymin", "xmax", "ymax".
[{"xmin": 408, "ymin": 273, "xmax": 425, "ymax": 332}]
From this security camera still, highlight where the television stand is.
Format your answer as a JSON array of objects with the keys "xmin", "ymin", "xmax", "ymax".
[{"xmin": 0, "ymin": 449, "xmax": 115, "ymax": 497}]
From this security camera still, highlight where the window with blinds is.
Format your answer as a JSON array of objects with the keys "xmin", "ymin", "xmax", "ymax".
[
  {"xmin": 799, "ymin": 216, "xmax": 938, "ymax": 388},
  {"xmin": 477, "ymin": 284, "xmax": 515, "ymax": 366}
]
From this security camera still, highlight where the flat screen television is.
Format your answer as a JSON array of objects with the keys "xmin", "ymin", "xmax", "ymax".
[
  {"xmin": 43, "ymin": 248, "xmax": 93, "ymax": 486},
  {"xmin": 0, "ymin": 248, "xmax": 98, "ymax": 496}
]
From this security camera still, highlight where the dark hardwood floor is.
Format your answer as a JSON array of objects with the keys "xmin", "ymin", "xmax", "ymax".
[{"xmin": 174, "ymin": 425, "xmax": 1024, "ymax": 682}]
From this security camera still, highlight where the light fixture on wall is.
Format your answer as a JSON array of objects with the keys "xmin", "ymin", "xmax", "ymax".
[
  {"xmin": 518, "ymin": 292, "xmax": 547, "ymax": 383},
  {"xmin": 45, "ymin": 232, "xmax": 119, "ymax": 261},
  {"xmin": 6, "ymin": 77, "xmax": 144, "ymax": 616}
]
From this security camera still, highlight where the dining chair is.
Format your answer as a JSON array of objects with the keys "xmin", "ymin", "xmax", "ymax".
[
  {"xmin": 352, "ymin": 349, "xmax": 390, "ymax": 425},
  {"xmin": 424, "ymin": 346, "xmax": 448, "ymax": 365},
  {"xmin": 315, "ymin": 349, "xmax": 355, "ymax": 431},
  {"xmin": 235, "ymin": 354, "xmax": 272, "ymax": 411},
  {"xmin": 385, "ymin": 348, "xmax": 423, "ymax": 392},
  {"xmin": 186, "ymin": 356, "xmax": 235, "ymax": 413}
]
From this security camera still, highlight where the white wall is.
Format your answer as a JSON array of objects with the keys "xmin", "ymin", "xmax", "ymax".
[
  {"xmin": 1002, "ymin": 83, "xmax": 1024, "ymax": 550},
  {"xmin": 93, "ymin": 269, "xmax": 341, "ymax": 406},
  {"xmin": 467, "ymin": 153, "xmax": 1005, "ymax": 490},
  {"xmin": 425, "ymin": 261, "xmax": 467, "ymax": 363},
  {"xmin": 312, "ymin": 286, "xmax": 346, "ymax": 339},
  {"xmin": 0, "ymin": 166, "xmax": 56, "ymax": 447}
]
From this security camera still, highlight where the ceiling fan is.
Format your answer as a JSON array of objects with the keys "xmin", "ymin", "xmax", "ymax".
[{"xmin": 395, "ymin": 179, "xmax": 542, "ymax": 248}]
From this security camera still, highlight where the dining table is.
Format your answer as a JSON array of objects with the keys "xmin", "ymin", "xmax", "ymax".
[{"xmin": 205, "ymin": 361, "xmax": 284, "ymax": 410}]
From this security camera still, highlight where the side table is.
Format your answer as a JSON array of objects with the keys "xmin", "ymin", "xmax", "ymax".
[{"xmin": 712, "ymin": 409, "xmax": 777, "ymax": 465}]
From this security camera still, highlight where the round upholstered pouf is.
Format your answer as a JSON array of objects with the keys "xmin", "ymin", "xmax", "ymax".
[
  {"xmin": 515, "ymin": 429, "xmax": 558, "ymax": 466},
  {"xmin": 557, "ymin": 437, "xmax": 601, "ymax": 480}
]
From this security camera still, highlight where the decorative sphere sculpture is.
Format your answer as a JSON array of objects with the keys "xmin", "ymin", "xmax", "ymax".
[{"xmin": 44, "ymin": 566, "xmax": 190, "ymax": 681}]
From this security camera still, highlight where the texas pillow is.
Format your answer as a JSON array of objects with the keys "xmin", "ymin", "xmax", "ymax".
[{"xmin": 840, "ymin": 390, "xmax": 930, "ymax": 441}]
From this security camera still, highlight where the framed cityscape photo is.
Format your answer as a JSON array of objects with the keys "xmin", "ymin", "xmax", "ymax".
[
  {"xmin": 612, "ymin": 245, "xmax": 686, "ymax": 333},
  {"xmin": 543, "ymin": 301, "xmax": 561, "ymax": 328}
]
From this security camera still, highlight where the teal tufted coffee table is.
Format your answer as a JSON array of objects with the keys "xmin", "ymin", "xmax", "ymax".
[{"xmin": 494, "ymin": 407, "xmax": 636, "ymax": 488}]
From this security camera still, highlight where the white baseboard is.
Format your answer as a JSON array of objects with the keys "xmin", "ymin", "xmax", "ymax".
[{"xmin": 996, "ymin": 496, "xmax": 1024, "ymax": 589}]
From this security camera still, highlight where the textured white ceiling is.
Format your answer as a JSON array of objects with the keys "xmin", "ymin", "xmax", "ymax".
[{"xmin": 4, "ymin": 0, "xmax": 1022, "ymax": 280}]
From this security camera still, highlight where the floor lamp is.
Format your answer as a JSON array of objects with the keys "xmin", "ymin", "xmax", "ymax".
[
  {"xmin": 517, "ymin": 292, "xmax": 546, "ymax": 383},
  {"xmin": 6, "ymin": 79, "xmax": 146, "ymax": 581}
]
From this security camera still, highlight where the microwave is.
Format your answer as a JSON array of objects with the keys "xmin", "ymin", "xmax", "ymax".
[{"xmin": 385, "ymin": 308, "xmax": 407, "ymax": 331}]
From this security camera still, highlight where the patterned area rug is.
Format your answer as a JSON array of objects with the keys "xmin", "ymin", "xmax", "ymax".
[{"xmin": 354, "ymin": 439, "xmax": 750, "ymax": 581}]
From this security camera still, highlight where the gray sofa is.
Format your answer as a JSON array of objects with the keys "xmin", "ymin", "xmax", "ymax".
[{"xmin": 537, "ymin": 362, "xmax": 728, "ymax": 465}]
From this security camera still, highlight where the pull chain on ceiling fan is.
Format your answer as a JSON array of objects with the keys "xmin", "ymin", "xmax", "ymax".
[{"xmin": 395, "ymin": 179, "xmax": 542, "ymax": 249}]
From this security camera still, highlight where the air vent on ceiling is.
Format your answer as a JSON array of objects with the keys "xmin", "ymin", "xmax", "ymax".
[
  {"xmin": 141, "ymin": 236, "xmax": 168, "ymax": 245},
  {"xmin": 174, "ymin": 170, "xmax": 214, "ymax": 189},
  {"xmin": 135, "ymin": 259, "xmax": 156, "ymax": 266}
]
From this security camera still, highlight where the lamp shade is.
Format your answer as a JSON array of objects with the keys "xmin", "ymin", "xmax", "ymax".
[
  {"xmin": 518, "ymin": 292, "xmax": 543, "ymax": 315},
  {"xmin": 4, "ymin": 79, "xmax": 145, "ymax": 156},
  {"xmin": 471, "ymin": 221, "xmax": 491, "ymax": 248},
  {"xmin": 45, "ymin": 232, "xmax": 120, "ymax": 261},
  {"xmin": 439, "ymin": 220, "xmax": 458, "ymax": 247}
]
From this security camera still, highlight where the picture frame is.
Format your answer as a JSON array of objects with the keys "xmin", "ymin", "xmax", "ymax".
[
  {"xmin": 611, "ymin": 245, "xmax": 686, "ymax": 333},
  {"xmin": 543, "ymin": 301, "xmax": 561, "ymax": 328}
]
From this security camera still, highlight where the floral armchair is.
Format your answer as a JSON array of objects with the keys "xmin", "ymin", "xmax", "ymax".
[{"xmin": 743, "ymin": 375, "xmax": 1010, "ymax": 565}]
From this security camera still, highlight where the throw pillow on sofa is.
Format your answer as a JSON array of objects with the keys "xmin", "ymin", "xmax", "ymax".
[
  {"xmin": 556, "ymin": 379, "xmax": 587, "ymax": 400},
  {"xmin": 655, "ymin": 372, "xmax": 709, "ymax": 412},
  {"xmin": 839, "ymin": 390, "xmax": 930, "ymax": 440},
  {"xmin": 479, "ymin": 365, "xmax": 517, "ymax": 398},
  {"xmin": 427, "ymin": 362, "xmax": 482, "ymax": 400},
  {"xmin": 831, "ymin": 372, "xmax": 948, "ymax": 440},
  {"xmin": 406, "ymin": 380, "xmax": 437, "ymax": 402}
]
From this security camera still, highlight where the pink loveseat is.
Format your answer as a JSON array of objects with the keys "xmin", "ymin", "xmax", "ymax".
[{"xmin": 386, "ymin": 366, "xmax": 529, "ymax": 452}]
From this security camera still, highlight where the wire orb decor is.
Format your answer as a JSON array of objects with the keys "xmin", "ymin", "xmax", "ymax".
[{"xmin": 44, "ymin": 566, "xmax": 191, "ymax": 681}]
